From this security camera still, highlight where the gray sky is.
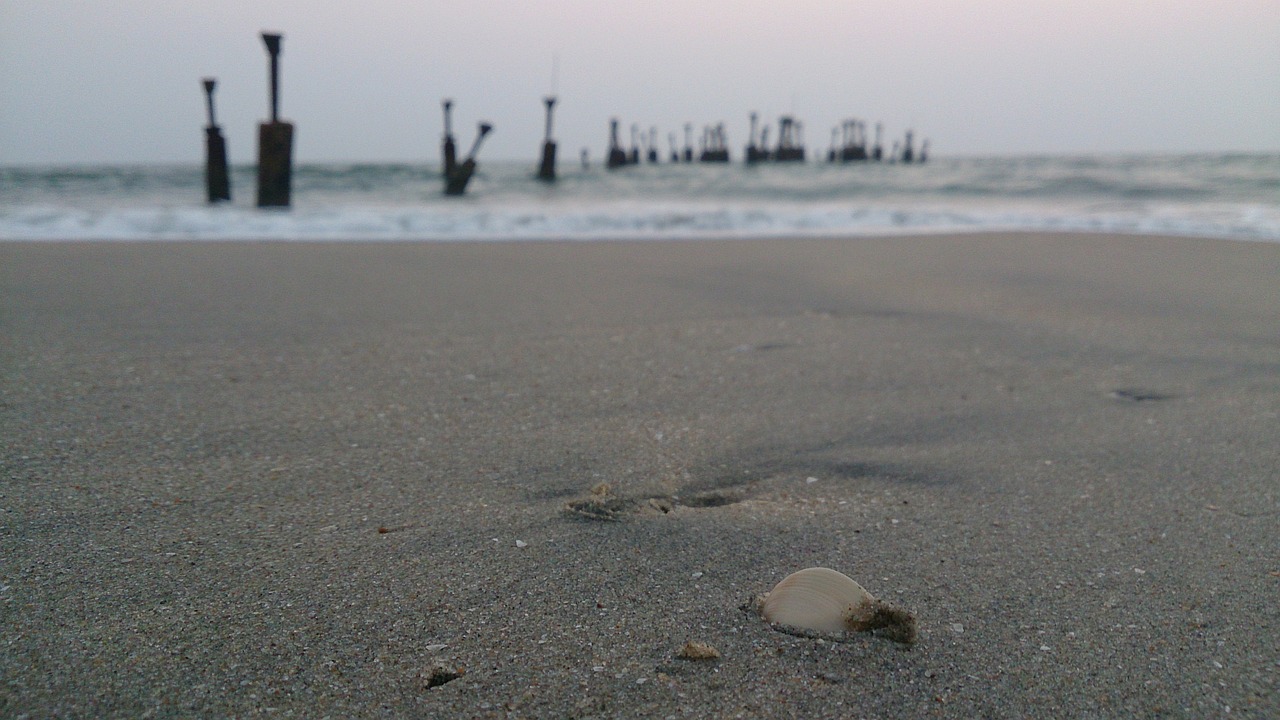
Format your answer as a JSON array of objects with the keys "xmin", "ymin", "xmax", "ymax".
[{"xmin": 2, "ymin": 0, "xmax": 1277, "ymax": 165}]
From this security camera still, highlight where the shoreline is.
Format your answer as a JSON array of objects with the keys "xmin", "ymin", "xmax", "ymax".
[
  {"xmin": 3, "ymin": 227, "xmax": 1279, "ymax": 244},
  {"xmin": 5, "ymin": 153, "xmax": 1278, "ymax": 245},
  {"xmin": 3, "ymin": 232, "xmax": 1277, "ymax": 717}
]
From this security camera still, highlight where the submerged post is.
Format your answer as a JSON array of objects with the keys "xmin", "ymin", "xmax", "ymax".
[
  {"xmin": 202, "ymin": 78, "xmax": 231, "ymax": 203},
  {"xmin": 444, "ymin": 122, "xmax": 492, "ymax": 195},
  {"xmin": 536, "ymin": 96, "xmax": 557, "ymax": 181},
  {"xmin": 606, "ymin": 119, "xmax": 627, "ymax": 169},
  {"xmin": 256, "ymin": 32, "xmax": 293, "ymax": 207},
  {"xmin": 441, "ymin": 99, "xmax": 457, "ymax": 178},
  {"xmin": 746, "ymin": 111, "xmax": 764, "ymax": 164}
]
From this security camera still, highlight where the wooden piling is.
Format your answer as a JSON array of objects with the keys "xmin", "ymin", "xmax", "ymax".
[
  {"xmin": 745, "ymin": 112, "xmax": 768, "ymax": 164},
  {"xmin": 257, "ymin": 123, "xmax": 293, "ymax": 207},
  {"xmin": 202, "ymin": 78, "xmax": 231, "ymax": 203},
  {"xmin": 441, "ymin": 100, "xmax": 457, "ymax": 178},
  {"xmin": 445, "ymin": 122, "xmax": 492, "ymax": 195},
  {"xmin": 606, "ymin": 119, "xmax": 627, "ymax": 169},
  {"xmin": 256, "ymin": 33, "xmax": 293, "ymax": 208},
  {"xmin": 536, "ymin": 96, "xmax": 557, "ymax": 181}
]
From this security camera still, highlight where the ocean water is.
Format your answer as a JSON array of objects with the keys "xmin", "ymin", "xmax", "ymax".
[{"xmin": 1, "ymin": 153, "xmax": 1277, "ymax": 242}]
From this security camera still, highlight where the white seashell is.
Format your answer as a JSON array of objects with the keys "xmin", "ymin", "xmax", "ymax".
[
  {"xmin": 759, "ymin": 567, "xmax": 917, "ymax": 644},
  {"xmin": 761, "ymin": 567, "xmax": 870, "ymax": 634}
]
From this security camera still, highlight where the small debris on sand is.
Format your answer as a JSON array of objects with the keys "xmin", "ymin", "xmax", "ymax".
[{"xmin": 676, "ymin": 640, "xmax": 722, "ymax": 660}]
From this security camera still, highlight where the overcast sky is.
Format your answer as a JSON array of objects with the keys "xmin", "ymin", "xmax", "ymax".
[{"xmin": 2, "ymin": 0, "xmax": 1277, "ymax": 165}]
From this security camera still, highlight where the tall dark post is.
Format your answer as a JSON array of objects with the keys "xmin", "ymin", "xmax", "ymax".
[
  {"xmin": 536, "ymin": 96, "xmax": 557, "ymax": 181},
  {"xmin": 441, "ymin": 99, "xmax": 457, "ymax": 178},
  {"xmin": 202, "ymin": 78, "xmax": 231, "ymax": 202},
  {"xmin": 683, "ymin": 123, "xmax": 694, "ymax": 162},
  {"xmin": 606, "ymin": 119, "xmax": 627, "ymax": 169},
  {"xmin": 256, "ymin": 32, "xmax": 293, "ymax": 208},
  {"xmin": 746, "ymin": 111, "xmax": 767, "ymax": 164}
]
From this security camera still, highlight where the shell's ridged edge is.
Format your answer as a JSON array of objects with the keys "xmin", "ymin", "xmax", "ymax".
[{"xmin": 760, "ymin": 568, "xmax": 868, "ymax": 635}]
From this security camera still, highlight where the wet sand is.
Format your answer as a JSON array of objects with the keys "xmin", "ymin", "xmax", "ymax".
[{"xmin": 2, "ymin": 233, "xmax": 1278, "ymax": 717}]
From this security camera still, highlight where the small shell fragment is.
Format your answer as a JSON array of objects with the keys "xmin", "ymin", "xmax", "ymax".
[
  {"xmin": 758, "ymin": 567, "xmax": 917, "ymax": 644},
  {"xmin": 676, "ymin": 641, "xmax": 721, "ymax": 660}
]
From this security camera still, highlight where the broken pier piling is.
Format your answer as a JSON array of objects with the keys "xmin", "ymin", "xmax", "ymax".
[
  {"xmin": 255, "ymin": 32, "xmax": 293, "ymax": 208},
  {"xmin": 201, "ymin": 78, "xmax": 230, "ymax": 203}
]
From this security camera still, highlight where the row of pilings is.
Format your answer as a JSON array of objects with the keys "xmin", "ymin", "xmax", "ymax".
[
  {"xmin": 201, "ymin": 32, "xmax": 294, "ymax": 206},
  {"xmin": 825, "ymin": 119, "xmax": 929, "ymax": 164},
  {"xmin": 201, "ymin": 31, "xmax": 501, "ymax": 204},
  {"xmin": 605, "ymin": 121, "xmax": 732, "ymax": 167},
  {"xmin": 200, "ymin": 31, "xmax": 928, "ymax": 205},
  {"xmin": 608, "ymin": 113, "xmax": 927, "ymax": 169}
]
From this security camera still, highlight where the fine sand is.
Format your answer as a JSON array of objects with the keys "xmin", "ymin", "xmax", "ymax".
[{"xmin": 2, "ymin": 233, "xmax": 1277, "ymax": 718}]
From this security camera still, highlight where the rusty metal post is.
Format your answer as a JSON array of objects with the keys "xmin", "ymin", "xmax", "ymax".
[
  {"xmin": 607, "ymin": 119, "xmax": 627, "ymax": 169},
  {"xmin": 445, "ymin": 122, "xmax": 492, "ymax": 195},
  {"xmin": 536, "ymin": 96, "xmax": 557, "ymax": 181},
  {"xmin": 256, "ymin": 32, "xmax": 293, "ymax": 207},
  {"xmin": 441, "ymin": 99, "xmax": 457, "ymax": 178},
  {"xmin": 202, "ymin": 78, "xmax": 231, "ymax": 202}
]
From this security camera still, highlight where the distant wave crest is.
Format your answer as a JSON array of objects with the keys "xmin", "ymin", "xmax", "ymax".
[
  {"xmin": 2, "ymin": 154, "xmax": 1277, "ymax": 242},
  {"xmin": 4, "ymin": 201, "xmax": 1277, "ymax": 242}
]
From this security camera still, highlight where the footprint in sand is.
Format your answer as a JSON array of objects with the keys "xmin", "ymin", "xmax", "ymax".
[
  {"xmin": 563, "ymin": 481, "xmax": 751, "ymax": 521},
  {"xmin": 1108, "ymin": 388, "xmax": 1177, "ymax": 403}
]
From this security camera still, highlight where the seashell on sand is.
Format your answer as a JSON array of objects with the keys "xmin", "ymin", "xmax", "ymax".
[{"xmin": 758, "ymin": 567, "xmax": 917, "ymax": 645}]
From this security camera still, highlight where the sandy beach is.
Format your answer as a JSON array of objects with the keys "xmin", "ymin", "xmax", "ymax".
[{"xmin": 2, "ymin": 232, "xmax": 1277, "ymax": 717}]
